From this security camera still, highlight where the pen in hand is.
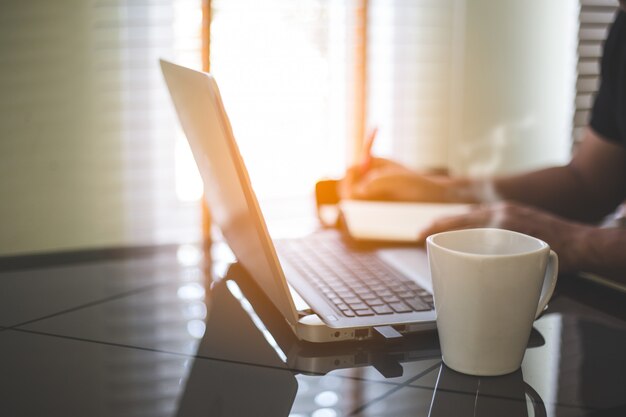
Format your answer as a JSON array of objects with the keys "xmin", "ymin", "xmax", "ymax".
[{"xmin": 359, "ymin": 127, "xmax": 378, "ymax": 176}]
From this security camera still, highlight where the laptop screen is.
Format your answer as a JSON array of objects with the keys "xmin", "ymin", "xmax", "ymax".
[{"xmin": 160, "ymin": 60, "xmax": 299, "ymax": 324}]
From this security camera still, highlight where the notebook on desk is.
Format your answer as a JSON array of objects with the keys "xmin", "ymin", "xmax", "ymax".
[
  {"xmin": 340, "ymin": 200, "xmax": 471, "ymax": 242},
  {"xmin": 314, "ymin": 178, "xmax": 471, "ymax": 243},
  {"xmin": 160, "ymin": 59, "xmax": 440, "ymax": 343}
]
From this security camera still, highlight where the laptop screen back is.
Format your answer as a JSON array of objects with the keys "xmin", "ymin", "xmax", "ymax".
[{"xmin": 160, "ymin": 60, "xmax": 299, "ymax": 324}]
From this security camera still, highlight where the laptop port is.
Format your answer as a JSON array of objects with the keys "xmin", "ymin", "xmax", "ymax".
[{"xmin": 355, "ymin": 329, "xmax": 368, "ymax": 339}]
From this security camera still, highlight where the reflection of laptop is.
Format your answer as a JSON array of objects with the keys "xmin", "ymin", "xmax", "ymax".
[
  {"xmin": 160, "ymin": 59, "xmax": 436, "ymax": 343},
  {"xmin": 175, "ymin": 274, "xmax": 440, "ymax": 417}
]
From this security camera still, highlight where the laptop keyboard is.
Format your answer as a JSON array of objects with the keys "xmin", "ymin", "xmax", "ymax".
[{"xmin": 275, "ymin": 234, "xmax": 433, "ymax": 318}]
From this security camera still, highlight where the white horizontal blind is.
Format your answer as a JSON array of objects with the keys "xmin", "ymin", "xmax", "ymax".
[
  {"xmin": 210, "ymin": 0, "xmax": 358, "ymax": 235},
  {"xmin": 366, "ymin": 0, "xmax": 457, "ymax": 171},
  {"xmin": 573, "ymin": 0, "xmax": 620, "ymax": 144},
  {"xmin": 0, "ymin": 0, "xmax": 203, "ymax": 255}
]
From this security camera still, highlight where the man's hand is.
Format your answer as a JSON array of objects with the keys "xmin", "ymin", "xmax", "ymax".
[
  {"xmin": 340, "ymin": 157, "xmax": 452, "ymax": 202},
  {"xmin": 417, "ymin": 201, "xmax": 591, "ymax": 273}
]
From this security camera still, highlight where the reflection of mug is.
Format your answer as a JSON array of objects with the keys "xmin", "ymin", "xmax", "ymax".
[
  {"xmin": 427, "ymin": 228, "xmax": 558, "ymax": 376},
  {"xmin": 428, "ymin": 364, "xmax": 546, "ymax": 417}
]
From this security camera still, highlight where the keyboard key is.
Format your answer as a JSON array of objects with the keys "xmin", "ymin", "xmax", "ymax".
[
  {"xmin": 336, "ymin": 303, "xmax": 349, "ymax": 310},
  {"xmin": 382, "ymin": 295, "xmax": 400, "ymax": 303},
  {"xmin": 365, "ymin": 298, "xmax": 385, "ymax": 306},
  {"xmin": 377, "ymin": 277, "xmax": 395, "ymax": 285},
  {"xmin": 354, "ymin": 308, "xmax": 375, "ymax": 316},
  {"xmin": 336, "ymin": 290, "xmax": 356, "ymax": 298},
  {"xmin": 390, "ymin": 284, "xmax": 407, "ymax": 292},
  {"xmin": 397, "ymin": 291, "xmax": 416, "ymax": 299},
  {"xmin": 354, "ymin": 286, "xmax": 370, "ymax": 294},
  {"xmin": 359, "ymin": 292, "xmax": 377, "ymax": 300},
  {"xmin": 343, "ymin": 296, "xmax": 360, "ymax": 304},
  {"xmin": 389, "ymin": 302, "xmax": 412, "ymax": 313},
  {"xmin": 348, "ymin": 302, "xmax": 368, "ymax": 310},
  {"xmin": 405, "ymin": 298, "xmax": 430, "ymax": 311},
  {"xmin": 372, "ymin": 305, "xmax": 393, "ymax": 315},
  {"xmin": 342, "ymin": 310, "xmax": 355, "ymax": 317}
]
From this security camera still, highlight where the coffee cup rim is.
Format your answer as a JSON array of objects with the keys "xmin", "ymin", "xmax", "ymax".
[{"xmin": 426, "ymin": 228, "xmax": 549, "ymax": 258}]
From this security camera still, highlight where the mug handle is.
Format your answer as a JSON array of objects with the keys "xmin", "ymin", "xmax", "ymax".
[
  {"xmin": 534, "ymin": 250, "xmax": 558, "ymax": 319},
  {"xmin": 524, "ymin": 382, "xmax": 548, "ymax": 417}
]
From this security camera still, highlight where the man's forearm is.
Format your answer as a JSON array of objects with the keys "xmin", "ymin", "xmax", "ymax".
[
  {"xmin": 446, "ymin": 164, "xmax": 618, "ymax": 223},
  {"xmin": 446, "ymin": 129, "xmax": 626, "ymax": 223},
  {"xmin": 492, "ymin": 165, "xmax": 608, "ymax": 222},
  {"xmin": 573, "ymin": 226, "xmax": 626, "ymax": 285},
  {"xmin": 446, "ymin": 165, "xmax": 593, "ymax": 217}
]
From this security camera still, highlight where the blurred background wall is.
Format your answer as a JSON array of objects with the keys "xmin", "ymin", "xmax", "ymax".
[{"xmin": 0, "ymin": 0, "xmax": 203, "ymax": 255}]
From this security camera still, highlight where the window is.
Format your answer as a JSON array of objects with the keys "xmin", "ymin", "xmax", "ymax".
[
  {"xmin": 366, "ymin": 0, "xmax": 459, "ymax": 171},
  {"xmin": 209, "ymin": 0, "xmax": 360, "ymax": 234}
]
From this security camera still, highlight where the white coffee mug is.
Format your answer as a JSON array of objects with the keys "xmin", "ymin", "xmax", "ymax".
[{"xmin": 427, "ymin": 228, "xmax": 558, "ymax": 376}]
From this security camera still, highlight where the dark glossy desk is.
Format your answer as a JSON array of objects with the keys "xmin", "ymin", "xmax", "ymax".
[{"xmin": 0, "ymin": 240, "xmax": 624, "ymax": 417}]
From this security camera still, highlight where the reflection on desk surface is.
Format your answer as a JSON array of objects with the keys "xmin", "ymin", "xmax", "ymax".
[{"xmin": 0, "ymin": 244, "xmax": 624, "ymax": 416}]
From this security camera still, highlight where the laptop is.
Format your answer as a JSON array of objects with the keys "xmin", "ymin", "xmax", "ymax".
[
  {"xmin": 160, "ymin": 59, "xmax": 437, "ymax": 343},
  {"xmin": 224, "ymin": 262, "xmax": 441, "ymax": 375}
]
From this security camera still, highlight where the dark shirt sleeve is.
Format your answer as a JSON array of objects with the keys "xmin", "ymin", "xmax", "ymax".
[
  {"xmin": 590, "ymin": 79, "xmax": 620, "ymax": 142},
  {"xmin": 589, "ymin": 11, "xmax": 624, "ymax": 143}
]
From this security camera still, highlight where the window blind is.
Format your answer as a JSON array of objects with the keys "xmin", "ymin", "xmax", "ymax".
[
  {"xmin": 0, "ymin": 0, "xmax": 203, "ymax": 255},
  {"xmin": 366, "ymin": 0, "xmax": 457, "ymax": 171},
  {"xmin": 573, "ymin": 0, "xmax": 619, "ymax": 144}
]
